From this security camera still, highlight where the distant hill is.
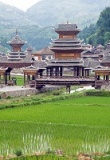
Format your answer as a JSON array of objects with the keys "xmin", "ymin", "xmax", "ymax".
[
  {"xmin": 0, "ymin": 0, "xmax": 110, "ymax": 28},
  {"xmin": 0, "ymin": 2, "xmax": 35, "ymax": 26},
  {"xmin": 27, "ymin": 0, "xmax": 110, "ymax": 28},
  {"xmin": 0, "ymin": 0, "xmax": 110, "ymax": 52}
]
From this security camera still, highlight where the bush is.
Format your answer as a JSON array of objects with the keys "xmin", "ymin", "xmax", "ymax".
[
  {"xmin": 15, "ymin": 149, "xmax": 22, "ymax": 157},
  {"xmin": 86, "ymin": 90, "xmax": 110, "ymax": 97},
  {"xmin": 52, "ymin": 90, "xmax": 62, "ymax": 96}
]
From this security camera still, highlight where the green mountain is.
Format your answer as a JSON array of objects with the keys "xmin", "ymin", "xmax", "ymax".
[
  {"xmin": 27, "ymin": 0, "xmax": 110, "ymax": 28},
  {"xmin": 0, "ymin": 0, "xmax": 110, "ymax": 52},
  {"xmin": 80, "ymin": 7, "xmax": 110, "ymax": 46},
  {"xmin": 0, "ymin": 2, "xmax": 35, "ymax": 26}
]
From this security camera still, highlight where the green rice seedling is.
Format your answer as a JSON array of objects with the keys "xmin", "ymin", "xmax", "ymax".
[
  {"xmin": 0, "ymin": 96, "xmax": 110, "ymax": 158},
  {"xmin": 0, "ymin": 121, "xmax": 110, "ymax": 157}
]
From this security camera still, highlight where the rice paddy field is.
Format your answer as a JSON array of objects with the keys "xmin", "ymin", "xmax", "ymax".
[{"xmin": 0, "ymin": 94, "xmax": 110, "ymax": 159}]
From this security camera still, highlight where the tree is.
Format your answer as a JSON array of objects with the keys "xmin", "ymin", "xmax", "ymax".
[
  {"xmin": 97, "ymin": 7, "xmax": 110, "ymax": 33},
  {"xmin": 80, "ymin": 7, "xmax": 110, "ymax": 46},
  {"xmin": 104, "ymin": 32, "xmax": 110, "ymax": 43}
]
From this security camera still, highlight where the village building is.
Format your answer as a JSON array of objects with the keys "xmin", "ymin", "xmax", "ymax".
[
  {"xmin": 32, "ymin": 47, "xmax": 55, "ymax": 61},
  {"xmin": 92, "ymin": 41, "xmax": 110, "ymax": 89},
  {"xmin": 100, "ymin": 41, "xmax": 110, "ymax": 67}
]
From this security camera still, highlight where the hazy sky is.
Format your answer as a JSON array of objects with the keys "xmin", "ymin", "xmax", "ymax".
[{"xmin": 0, "ymin": 0, "xmax": 41, "ymax": 11}]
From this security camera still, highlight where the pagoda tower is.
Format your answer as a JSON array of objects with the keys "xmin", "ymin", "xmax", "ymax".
[
  {"xmin": 50, "ymin": 22, "xmax": 86, "ymax": 59},
  {"xmin": 7, "ymin": 30, "xmax": 27, "ymax": 61},
  {"xmin": 46, "ymin": 22, "xmax": 87, "ymax": 78}
]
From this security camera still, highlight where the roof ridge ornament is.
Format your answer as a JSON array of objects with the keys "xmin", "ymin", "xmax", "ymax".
[{"xmin": 16, "ymin": 29, "xmax": 18, "ymax": 35}]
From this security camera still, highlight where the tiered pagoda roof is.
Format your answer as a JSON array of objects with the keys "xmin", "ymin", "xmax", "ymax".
[
  {"xmin": 50, "ymin": 39, "xmax": 85, "ymax": 51},
  {"xmin": 7, "ymin": 31, "xmax": 27, "ymax": 61},
  {"xmin": 48, "ymin": 22, "xmax": 87, "ymax": 69},
  {"xmin": 50, "ymin": 23, "xmax": 86, "ymax": 54},
  {"xmin": 8, "ymin": 30, "xmax": 25, "ymax": 46},
  {"xmin": 47, "ymin": 58, "xmax": 84, "ymax": 67}
]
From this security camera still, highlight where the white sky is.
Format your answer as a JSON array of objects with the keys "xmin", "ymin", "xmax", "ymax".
[{"xmin": 0, "ymin": 0, "xmax": 41, "ymax": 11}]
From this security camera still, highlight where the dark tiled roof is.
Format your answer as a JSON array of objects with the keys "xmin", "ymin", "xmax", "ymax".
[
  {"xmin": 82, "ymin": 47, "xmax": 105, "ymax": 57},
  {"xmin": 50, "ymin": 47, "xmax": 84, "ymax": 50},
  {"xmin": 53, "ymin": 38, "xmax": 82, "ymax": 43},
  {"xmin": 8, "ymin": 34, "xmax": 25, "ymax": 45},
  {"xmin": 50, "ymin": 37, "xmax": 87, "ymax": 51},
  {"xmin": 27, "ymin": 47, "xmax": 33, "ymax": 52},
  {"xmin": 46, "ymin": 58, "xmax": 84, "ymax": 67},
  {"xmin": 33, "ymin": 47, "xmax": 54, "ymax": 55},
  {"xmin": 96, "ymin": 44, "xmax": 104, "ymax": 49},
  {"xmin": 21, "ymin": 53, "xmax": 32, "ymax": 62},
  {"xmin": 100, "ymin": 48, "xmax": 110, "ymax": 62},
  {"xmin": 55, "ymin": 23, "xmax": 80, "ymax": 32},
  {"xmin": 82, "ymin": 50, "xmax": 93, "ymax": 55},
  {"xmin": 50, "ymin": 58, "xmax": 83, "ymax": 63},
  {"xmin": 51, "ymin": 43, "xmax": 83, "ymax": 47},
  {"xmin": 84, "ymin": 58, "xmax": 100, "ymax": 68},
  {"xmin": 47, "ymin": 63, "xmax": 84, "ymax": 67},
  {"xmin": 33, "ymin": 60, "xmax": 47, "ymax": 68},
  {"xmin": 0, "ymin": 56, "xmax": 8, "ymax": 62},
  {"xmin": 93, "ymin": 66, "xmax": 110, "ymax": 71}
]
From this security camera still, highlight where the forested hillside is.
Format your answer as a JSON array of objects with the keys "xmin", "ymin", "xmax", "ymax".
[
  {"xmin": 80, "ymin": 7, "xmax": 110, "ymax": 46},
  {"xmin": 0, "ymin": 2, "xmax": 34, "ymax": 26},
  {"xmin": 0, "ymin": 25, "xmax": 56, "ymax": 52},
  {"xmin": 0, "ymin": 0, "xmax": 110, "ymax": 52},
  {"xmin": 27, "ymin": 0, "xmax": 110, "ymax": 28}
]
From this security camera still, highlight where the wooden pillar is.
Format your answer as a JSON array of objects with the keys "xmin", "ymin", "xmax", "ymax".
[
  {"xmin": 97, "ymin": 75, "xmax": 100, "ymax": 80},
  {"xmin": 50, "ymin": 67, "xmax": 53, "ymax": 77},
  {"xmin": 32, "ymin": 75, "xmax": 35, "ymax": 80},
  {"xmin": 74, "ymin": 67, "xmax": 77, "ymax": 77},
  {"xmin": 87, "ymin": 70, "xmax": 89, "ymax": 77},
  {"xmin": 9, "ymin": 72, "xmax": 11, "ymax": 80},
  {"xmin": 35, "ymin": 74, "xmax": 37, "ymax": 88},
  {"xmin": 77, "ymin": 67, "xmax": 79, "ymax": 77},
  {"xmin": 66, "ymin": 85, "xmax": 71, "ymax": 94},
  {"xmin": 46, "ymin": 68, "xmax": 49, "ymax": 77},
  {"xmin": 40, "ymin": 71, "xmax": 43, "ymax": 78},
  {"xmin": 60, "ymin": 67, "xmax": 63, "ymax": 77},
  {"xmin": 49, "ymin": 68, "xmax": 51, "ymax": 77},
  {"xmin": 95, "ymin": 74, "xmax": 97, "ymax": 88},
  {"xmin": 4, "ymin": 73, "xmax": 7, "ymax": 84},
  {"xmin": 82, "ymin": 68, "xmax": 84, "ymax": 77},
  {"xmin": 55, "ymin": 67, "xmax": 59, "ymax": 77},
  {"xmin": 79, "ymin": 67, "xmax": 81, "ymax": 77},
  {"xmin": 57, "ymin": 67, "xmax": 60, "ymax": 77},
  {"xmin": 106, "ymin": 75, "xmax": 109, "ymax": 82},
  {"xmin": 85, "ymin": 70, "xmax": 87, "ymax": 77},
  {"xmin": 27, "ymin": 75, "xmax": 30, "ymax": 83}
]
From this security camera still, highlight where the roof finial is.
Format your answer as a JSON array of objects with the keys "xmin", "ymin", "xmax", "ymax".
[{"xmin": 16, "ymin": 29, "xmax": 18, "ymax": 35}]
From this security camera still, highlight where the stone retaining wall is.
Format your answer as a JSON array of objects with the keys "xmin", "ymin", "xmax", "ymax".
[
  {"xmin": 101, "ymin": 84, "xmax": 110, "ymax": 90},
  {"xmin": 0, "ymin": 85, "xmax": 64, "ymax": 98},
  {"xmin": 0, "ymin": 88, "xmax": 39, "ymax": 99}
]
